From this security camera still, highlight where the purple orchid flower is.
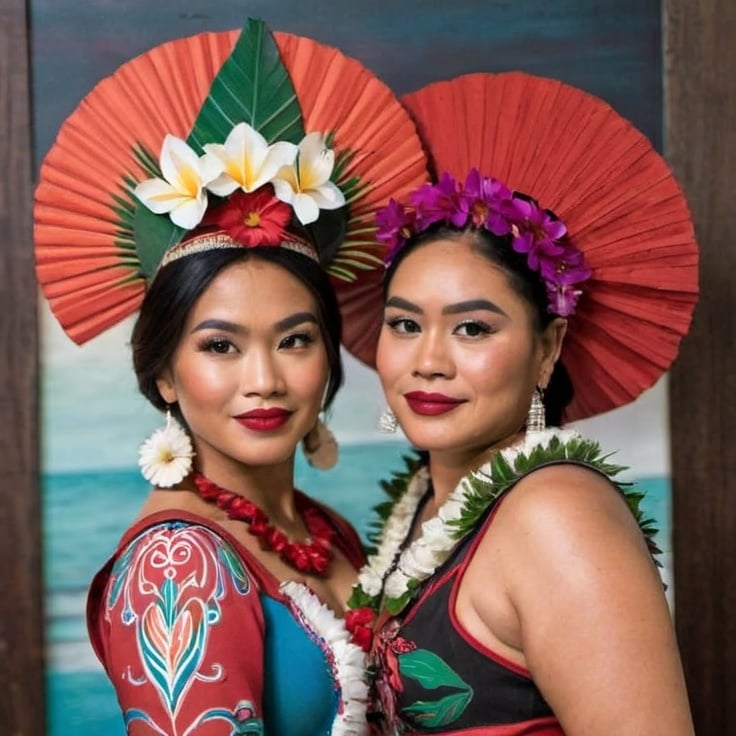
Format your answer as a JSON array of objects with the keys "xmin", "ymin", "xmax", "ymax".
[
  {"xmin": 461, "ymin": 168, "xmax": 514, "ymax": 236},
  {"xmin": 546, "ymin": 281, "xmax": 584, "ymax": 317},
  {"xmin": 539, "ymin": 241, "xmax": 592, "ymax": 285},
  {"xmin": 375, "ymin": 198, "xmax": 416, "ymax": 264},
  {"xmin": 507, "ymin": 197, "xmax": 566, "ymax": 271},
  {"xmin": 410, "ymin": 172, "xmax": 467, "ymax": 229}
]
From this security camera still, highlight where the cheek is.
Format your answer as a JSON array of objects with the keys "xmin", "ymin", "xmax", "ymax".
[
  {"xmin": 464, "ymin": 341, "xmax": 532, "ymax": 393},
  {"xmin": 295, "ymin": 353, "xmax": 330, "ymax": 401},
  {"xmin": 375, "ymin": 332, "xmax": 398, "ymax": 389},
  {"xmin": 174, "ymin": 359, "xmax": 233, "ymax": 404}
]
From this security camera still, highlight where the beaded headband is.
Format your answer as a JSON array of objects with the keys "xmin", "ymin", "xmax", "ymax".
[{"xmin": 158, "ymin": 231, "xmax": 319, "ymax": 271}]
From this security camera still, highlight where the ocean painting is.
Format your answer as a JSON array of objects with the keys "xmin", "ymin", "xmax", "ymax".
[{"xmin": 32, "ymin": 1, "xmax": 666, "ymax": 733}]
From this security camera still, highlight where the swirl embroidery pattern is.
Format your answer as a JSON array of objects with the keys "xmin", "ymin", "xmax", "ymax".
[{"xmin": 105, "ymin": 522, "xmax": 263, "ymax": 735}]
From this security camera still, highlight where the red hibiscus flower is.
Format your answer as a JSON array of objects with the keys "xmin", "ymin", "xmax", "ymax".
[
  {"xmin": 346, "ymin": 607, "xmax": 376, "ymax": 652},
  {"xmin": 202, "ymin": 187, "xmax": 292, "ymax": 245}
]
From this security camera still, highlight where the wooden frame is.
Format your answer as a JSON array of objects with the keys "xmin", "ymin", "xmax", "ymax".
[
  {"xmin": 667, "ymin": 0, "xmax": 736, "ymax": 731},
  {"xmin": 0, "ymin": 0, "xmax": 46, "ymax": 732},
  {"xmin": 1, "ymin": 0, "xmax": 734, "ymax": 732}
]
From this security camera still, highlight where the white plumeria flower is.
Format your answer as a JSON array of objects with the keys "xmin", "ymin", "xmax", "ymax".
[
  {"xmin": 357, "ymin": 564, "xmax": 385, "ymax": 597},
  {"xmin": 134, "ymin": 135, "xmax": 223, "ymax": 230},
  {"xmin": 384, "ymin": 569, "xmax": 411, "ymax": 600},
  {"xmin": 203, "ymin": 122, "xmax": 297, "ymax": 196},
  {"xmin": 271, "ymin": 132, "xmax": 346, "ymax": 224},
  {"xmin": 437, "ymin": 493, "xmax": 466, "ymax": 522},
  {"xmin": 421, "ymin": 517, "xmax": 451, "ymax": 548},
  {"xmin": 403, "ymin": 544, "xmax": 444, "ymax": 576}
]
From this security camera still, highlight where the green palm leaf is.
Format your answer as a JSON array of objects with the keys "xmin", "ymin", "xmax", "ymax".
[{"xmin": 188, "ymin": 17, "xmax": 304, "ymax": 150}]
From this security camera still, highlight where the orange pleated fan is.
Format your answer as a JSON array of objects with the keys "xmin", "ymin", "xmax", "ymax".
[
  {"xmin": 34, "ymin": 25, "xmax": 428, "ymax": 350},
  {"xmin": 400, "ymin": 72, "xmax": 698, "ymax": 421}
]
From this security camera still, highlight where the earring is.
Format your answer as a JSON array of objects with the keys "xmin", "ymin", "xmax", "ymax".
[
  {"xmin": 377, "ymin": 407, "xmax": 398, "ymax": 434},
  {"xmin": 303, "ymin": 418, "xmax": 339, "ymax": 470},
  {"xmin": 526, "ymin": 388, "xmax": 546, "ymax": 434},
  {"xmin": 138, "ymin": 408, "xmax": 194, "ymax": 487}
]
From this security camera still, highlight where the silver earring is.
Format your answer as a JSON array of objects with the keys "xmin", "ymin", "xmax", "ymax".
[
  {"xmin": 302, "ymin": 418, "xmax": 339, "ymax": 469},
  {"xmin": 526, "ymin": 388, "xmax": 546, "ymax": 434},
  {"xmin": 138, "ymin": 408, "xmax": 194, "ymax": 487},
  {"xmin": 377, "ymin": 407, "xmax": 398, "ymax": 434}
]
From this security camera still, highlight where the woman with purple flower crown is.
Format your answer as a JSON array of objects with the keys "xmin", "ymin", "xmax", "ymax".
[{"xmin": 348, "ymin": 73, "xmax": 697, "ymax": 735}]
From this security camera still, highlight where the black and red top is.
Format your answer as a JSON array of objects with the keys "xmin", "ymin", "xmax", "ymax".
[{"xmin": 370, "ymin": 495, "xmax": 564, "ymax": 736}]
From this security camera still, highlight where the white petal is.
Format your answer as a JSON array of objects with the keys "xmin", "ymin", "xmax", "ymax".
[
  {"xmin": 307, "ymin": 181, "xmax": 346, "ymax": 209},
  {"xmin": 298, "ymin": 133, "xmax": 335, "ymax": 189},
  {"xmin": 134, "ymin": 178, "xmax": 184, "ymax": 214},
  {"xmin": 199, "ymin": 150, "xmax": 226, "ymax": 185},
  {"xmin": 224, "ymin": 122, "xmax": 271, "ymax": 191},
  {"xmin": 271, "ymin": 177, "xmax": 296, "ymax": 204},
  {"xmin": 292, "ymin": 192, "xmax": 320, "ymax": 225},
  {"xmin": 169, "ymin": 193, "xmax": 208, "ymax": 230},
  {"xmin": 299, "ymin": 131, "xmax": 330, "ymax": 162},
  {"xmin": 258, "ymin": 141, "xmax": 298, "ymax": 186},
  {"xmin": 205, "ymin": 173, "xmax": 240, "ymax": 197},
  {"xmin": 225, "ymin": 122, "xmax": 269, "ymax": 166},
  {"xmin": 159, "ymin": 135, "xmax": 203, "ymax": 196}
]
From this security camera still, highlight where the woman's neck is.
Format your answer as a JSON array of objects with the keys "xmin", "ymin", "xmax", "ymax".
[{"xmin": 428, "ymin": 432, "xmax": 523, "ymax": 506}]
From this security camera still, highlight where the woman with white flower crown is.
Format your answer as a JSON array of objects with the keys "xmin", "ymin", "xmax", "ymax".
[
  {"xmin": 34, "ymin": 19, "xmax": 427, "ymax": 736},
  {"xmin": 348, "ymin": 73, "xmax": 698, "ymax": 735}
]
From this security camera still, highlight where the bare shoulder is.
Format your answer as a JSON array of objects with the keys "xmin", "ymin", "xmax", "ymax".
[
  {"xmin": 474, "ymin": 460, "xmax": 660, "ymax": 614},
  {"xmin": 491, "ymin": 462, "xmax": 647, "ymax": 550}
]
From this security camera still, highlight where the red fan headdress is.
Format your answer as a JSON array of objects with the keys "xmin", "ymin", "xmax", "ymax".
[
  {"xmin": 34, "ymin": 18, "xmax": 428, "ymax": 351},
  {"xmin": 368, "ymin": 72, "xmax": 698, "ymax": 421}
]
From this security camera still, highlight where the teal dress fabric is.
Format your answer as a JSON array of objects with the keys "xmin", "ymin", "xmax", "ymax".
[{"xmin": 262, "ymin": 595, "xmax": 338, "ymax": 735}]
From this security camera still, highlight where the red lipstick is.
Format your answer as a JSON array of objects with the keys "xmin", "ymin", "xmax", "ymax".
[
  {"xmin": 403, "ymin": 391, "xmax": 464, "ymax": 416},
  {"xmin": 235, "ymin": 407, "xmax": 292, "ymax": 432}
]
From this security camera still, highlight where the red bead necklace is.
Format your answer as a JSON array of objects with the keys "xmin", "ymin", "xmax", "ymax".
[{"xmin": 192, "ymin": 472, "xmax": 335, "ymax": 575}]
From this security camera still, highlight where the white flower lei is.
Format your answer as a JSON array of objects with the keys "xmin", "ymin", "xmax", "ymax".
[
  {"xmin": 280, "ymin": 581, "xmax": 369, "ymax": 736},
  {"xmin": 354, "ymin": 428, "xmax": 581, "ymax": 613}
]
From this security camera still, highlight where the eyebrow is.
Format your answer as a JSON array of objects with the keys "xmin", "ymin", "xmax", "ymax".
[
  {"xmin": 385, "ymin": 296, "xmax": 508, "ymax": 318},
  {"xmin": 275, "ymin": 311, "xmax": 319, "ymax": 332},
  {"xmin": 191, "ymin": 312, "xmax": 318, "ymax": 335}
]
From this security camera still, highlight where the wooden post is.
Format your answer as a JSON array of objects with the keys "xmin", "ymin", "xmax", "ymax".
[
  {"xmin": 666, "ymin": 0, "xmax": 736, "ymax": 733},
  {"xmin": 0, "ymin": 0, "xmax": 46, "ymax": 733}
]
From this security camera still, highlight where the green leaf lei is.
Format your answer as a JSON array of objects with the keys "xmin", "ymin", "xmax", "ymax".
[{"xmin": 349, "ymin": 429, "xmax": 662, "ymax": 617}]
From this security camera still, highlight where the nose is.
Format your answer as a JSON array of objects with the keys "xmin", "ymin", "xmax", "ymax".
[
  {"xmin": 241, "ymin": 347, "xmax": 286, "ymax": 397},
  {"xmin": 412, "ymin": 329, "xmax": 454, "ymax": 380}
]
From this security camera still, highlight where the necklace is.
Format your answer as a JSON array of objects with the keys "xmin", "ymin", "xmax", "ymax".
[
  {"xmin": 192, "ymin": 472, "xmax": 335, "ymax": 575},
  {"xmin": 348, "ymin": 428, "xmax": 656, "ymax": 617}
]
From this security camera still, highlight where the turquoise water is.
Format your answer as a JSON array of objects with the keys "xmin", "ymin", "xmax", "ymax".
[{"xmin": 43, "ymin": 441, "xmax": 670, "ymax": 736}]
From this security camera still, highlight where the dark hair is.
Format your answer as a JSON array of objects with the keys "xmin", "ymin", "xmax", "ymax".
[
  {"xmin": 384, "ymin": 225, "xmax": 573, "ymax": 425},
  {"xmin": 131, "ymin": 247, "xmax": 344, "ymax": 416}
]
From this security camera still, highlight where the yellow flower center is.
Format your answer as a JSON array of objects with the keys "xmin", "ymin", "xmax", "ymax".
[{"xmin": 244, "ymin": 211, "xmax": 261, "ymax": 227}]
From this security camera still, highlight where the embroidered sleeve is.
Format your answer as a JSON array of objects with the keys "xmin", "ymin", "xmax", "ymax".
[{"xmin": 98, "ymin": 522, "xmax": 265, "ymax": 735}]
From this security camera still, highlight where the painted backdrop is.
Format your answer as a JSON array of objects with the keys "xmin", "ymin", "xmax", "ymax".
[{"xmin": 31, "ymin": 2, "xmax": 667, "ymax": 734}]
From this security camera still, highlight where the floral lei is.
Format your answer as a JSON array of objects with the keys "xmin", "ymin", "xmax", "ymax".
[
  {"xmin": 280, "ymin": 581, "xmax": 369, "ymax": 735},
  {"xmin": 348, "ymin": 428, "xmax": 661, "ymax": 618},
  {"xmin": 375, "ymin": 169, "xmax": 592, "ymax": 317}
]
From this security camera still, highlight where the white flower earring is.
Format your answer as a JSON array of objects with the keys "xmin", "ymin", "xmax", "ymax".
[
  {"xmin": 377, "ymin": 407, "xmax": 398, "ymax": 434},
  {"xmin": 138, "ymin": 408, "xmax": 194, "ymax": 487},
  {"xmin": 303, "ymin": 418, "xmax": 339, "ymax": 470}
]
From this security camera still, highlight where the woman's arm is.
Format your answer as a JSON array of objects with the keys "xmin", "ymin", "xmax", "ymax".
[
  {"xmin": 468, "ymin": 464, "xmax": 694, "ymax": 736},
  {"xmin": 95, "ymin": 522, "xmax": 266, "ymax": 736}
]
